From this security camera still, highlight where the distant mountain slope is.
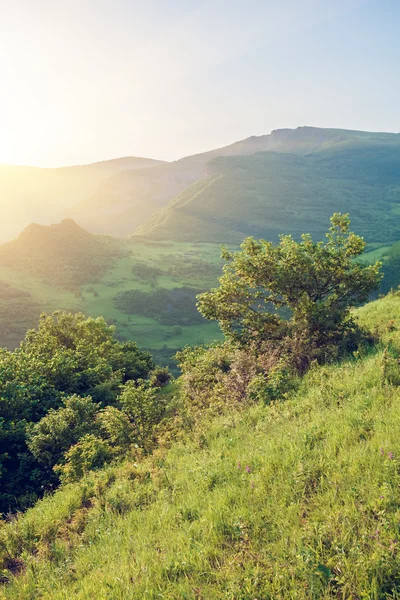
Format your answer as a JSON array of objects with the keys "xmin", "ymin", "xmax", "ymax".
[
  {"xmin": 0, "ymin": 156, "xmax": 164, "ymax": 242},
  {"xmin": 0, "ymin": 219, "xmax": 124, "ymax": 287},
  {"xmin": 135, "ymin": 141, "xmax": 400, "ymax": 244},
  {"xmin": 73, "ymin": 126, "xmax": 398, "ymax": 237},
  {"xmin": 69, "ymin": 160, "xmax": 201, "ymax": 236}
]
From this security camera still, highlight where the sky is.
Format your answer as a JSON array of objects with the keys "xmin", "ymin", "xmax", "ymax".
[{"xmin": 0, "ymin": 0, "xmax": 399, "ymax": 166}]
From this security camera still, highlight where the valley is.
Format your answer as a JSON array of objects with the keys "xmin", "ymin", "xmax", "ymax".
[
  {"xmin": 3, "ymin": 127, "xmax": 400, "ymax": 370},
  {"xmin": 0, "ymin": 227, "xmax": 225, "ymax": 370}
]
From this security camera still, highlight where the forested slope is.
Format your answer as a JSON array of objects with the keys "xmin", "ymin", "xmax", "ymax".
[{"xmin": 0, "ymin": 219, "xmax": 124, "ymax": 287}]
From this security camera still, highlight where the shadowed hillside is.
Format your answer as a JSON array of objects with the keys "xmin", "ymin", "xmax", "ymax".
[
  {"xmin": 136, "ymin": 142, "xmax": 400, "ymax": 244},
  {"xmin": 72, "ymin": 126, "xmax": 400, "ymax": 238},
  {"xmin": 0, "ymin": 219, "xmax": 124, "ymax": 287}
]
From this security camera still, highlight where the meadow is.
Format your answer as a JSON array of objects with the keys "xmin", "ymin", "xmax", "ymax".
[
  {"xmin": 0, "ymin": 231, "xmax": 397, "ymax": 373},
  {"xmin": 2, "ymin": 294, "xmax": 400, "ymax": 598}
]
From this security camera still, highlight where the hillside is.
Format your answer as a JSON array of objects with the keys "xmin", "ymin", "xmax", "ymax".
[
  {"xmin": 69, "ymin": 160, "xmax": 203, "ymax": 236},
  {"xmin": 136, "ymin": 142, "xmax": 400, "ymax": 244},
  {"xmin": 0, "ymin": 219, "xmax": 124, "ymax": 287},
  {"xmin": 2, "ymin": 293, "xmax": 400, "ymax": 598},
  {"xmin": 71, "ymin": 126, "xmax": 400, "ymax": 238},
  {"xmin": 0, "ymin": 156, "xmax": 164, "ymax": 243}
]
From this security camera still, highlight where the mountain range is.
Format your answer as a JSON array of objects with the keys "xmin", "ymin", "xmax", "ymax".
[
  {"xmin": 2, "ymin": 126, "xmax": 400, "ymax": 358},
  {"xmin": 5, "ymin": 126, "xmax": 400, "ymax": 245}
]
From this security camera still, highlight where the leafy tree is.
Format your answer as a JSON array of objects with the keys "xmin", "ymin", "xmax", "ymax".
[
  {"xmin": 55, "ymin": 434, "xmax": 114, "ymax": 483},
  {"xmin": 119, "ymin": 381, "xmax": 166, "ymax": 451},
  {"xmin": 197, "ymin": 214, "xmax": 382, "ymax": 348},
  {"xmin": 0, "ymin": 311, "xmax": 154, "ymax": 512},
  {"xmin": 96, "ymin": 406, "xmax": 134, "ymax": 450}
]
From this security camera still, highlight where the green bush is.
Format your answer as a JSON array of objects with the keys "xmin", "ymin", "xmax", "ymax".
[
  {"xmin": 119, "ymin": 381, "xmax": 166, "ymax": 452},
  {"xmin": 0, "ymin": 311, "xmax": 154, "ymax": 512},
  {"xmin": 55, "ymin": 435, "xmax": 114, "ymax": 483}
]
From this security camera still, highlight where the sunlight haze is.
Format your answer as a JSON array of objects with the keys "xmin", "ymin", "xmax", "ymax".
[{"xmin": 0, "ymin": 0, "xmax": 399, "ymax": 166}]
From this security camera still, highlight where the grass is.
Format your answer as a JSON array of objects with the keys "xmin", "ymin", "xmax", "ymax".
[
  {"xmin": 363, "ymin": 245, "xmax": 391, "ymax": 264},
  {"xmin": 3, "ymin": 295, "xmax": 400, "ymax": 597}
]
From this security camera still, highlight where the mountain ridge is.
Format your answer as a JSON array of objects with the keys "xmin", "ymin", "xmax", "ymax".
[
  {"xmin": 70, "ymin": 126, "xmax": 400, "ymax": 237},
  {"xmin": 134, "ymin": 136, "xmax": 400, "ymax": 244}
]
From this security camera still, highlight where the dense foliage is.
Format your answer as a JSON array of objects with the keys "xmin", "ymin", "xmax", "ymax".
[
  {"xmin": 2, "ymin": 293, "xmax": 400, "ymax": 597},
  {"xmin": 198, "ymin": 213, "xmax": 381, "ymax": 354},
  {"xmin": 114, "ymin": 287, "xmax": 205, "ymax": 325},
  {"xmin": 0, "ymin": 312, "xmax": 160, "ymax": 513}
]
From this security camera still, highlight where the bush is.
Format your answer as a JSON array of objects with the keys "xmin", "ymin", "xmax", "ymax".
[
  {"xmin": 0, "ymin": 311, "xmax": 154, "ymax": 512},
  {"xmin": 56, "ymin": 435, "xmax": 114, "ymax": 483},
  {"xmin": 119, "ymin": 381, "xmax": 166, "ymax": 451}
]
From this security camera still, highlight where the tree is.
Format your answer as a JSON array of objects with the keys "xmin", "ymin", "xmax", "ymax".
[
  {"xmin": 55, "ymin": 434, "xmax": 114, "ymax": 483},
  {"xmin": 0, "ymin": 311, "xmax": 154, "ymax": 513},
  {"xmin": 197, "ymin": 214, "xmax": 382, "ymax": 348}
]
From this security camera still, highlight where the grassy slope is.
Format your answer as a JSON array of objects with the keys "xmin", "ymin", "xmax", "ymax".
[
  {"xmin": 3, "ymin": 295, "xmax": 400, "ymax": 598},
  {"xmin": 136, "ymin": 144, "xmax": 400, "ymax": 244}
]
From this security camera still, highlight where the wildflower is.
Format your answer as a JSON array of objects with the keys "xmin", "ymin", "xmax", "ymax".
[
  {"xmin": 245, "ymin": 465, "xmax": 251, "ymax": 474},
  {"xmin": 380, "ymin": 447, "xmax": 385, "ymax": 456},
  {"xmin": 389, "ymin": 452, "xmax": 394, "ymax": 460},
  {"xmin": 237, "ymin": 462, "xmax": 241, "ymax": 470},
  {"xmin": 250, "ymin": 481, "xmax": 255, "ymax": 489},
  {"xmin": 380, "ymin": 495, "xmax": 384, "ymax": 499}
]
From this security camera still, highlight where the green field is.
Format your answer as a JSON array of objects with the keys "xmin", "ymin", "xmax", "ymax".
[
  {"xmin": 1, "ymin": 232, "xmax": 400, "ymax": 371},
  {"xmin": 81, "ymin": 241, "xmax": 224, "ymax": 359},
  {"xmin": 0, "ymin": 241, "xmax": 225, "ymax": 368}
]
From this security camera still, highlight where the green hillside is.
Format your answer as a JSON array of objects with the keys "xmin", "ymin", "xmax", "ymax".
[
  {"xmin": 71, "ymin": 127, "xmax": 400, "ymax": 239},
  {"xmin": 136, "ymin": 142, "xmax": 400, "ymax": 244},
  {"xmin": 0, "ymin": 219, "xmax": 124, "ymax": 288},
  {"xmin": 2, "ymin": 293, "xmax": 400, "ymax": 598},
  {"xmin": 0, "ymin": 233, "xmax": 223, "ymax": 368}
]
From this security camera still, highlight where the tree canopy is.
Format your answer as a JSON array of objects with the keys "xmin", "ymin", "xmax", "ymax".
[
  {"xmin": 197, "ymin": 214, "xmax": 382, "ymax": 348},
  {"xmin": 0, "ymin": 312, "xmax": 156, "ymax": 512}
]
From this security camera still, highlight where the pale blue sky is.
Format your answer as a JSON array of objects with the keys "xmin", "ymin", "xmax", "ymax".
[{"xmin": 0, "ymin": 0, "xmax": 398, "ymax": 166}]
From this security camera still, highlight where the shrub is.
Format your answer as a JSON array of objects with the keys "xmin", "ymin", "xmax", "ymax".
[
  {"xmin": 119, "ymin": 381, "xmax": 166, "ymax": 451},
  {"xmin": 55, "ymin": 435, "xmax": 114, "ymax": 483}
]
